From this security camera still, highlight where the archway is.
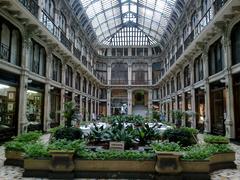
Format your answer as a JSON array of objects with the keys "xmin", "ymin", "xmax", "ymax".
[{"xmin": 132, "ymin": 90, "xmax": 148, "ymax": 117}]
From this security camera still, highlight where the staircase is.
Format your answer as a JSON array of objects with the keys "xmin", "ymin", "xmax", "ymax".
[{"xmin": 132, "ymin": 105, "xmax": 148, "ymax": 117}]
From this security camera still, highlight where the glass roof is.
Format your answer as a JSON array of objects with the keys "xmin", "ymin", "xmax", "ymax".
[{"xmin": 69, "ymin": 0, "xmax": 184, "ymax": 47}]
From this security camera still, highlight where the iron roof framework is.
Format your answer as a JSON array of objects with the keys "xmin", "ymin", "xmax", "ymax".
[{"xmin": 68, "ymin": 0, "xmax": 185, "ymax": 47}]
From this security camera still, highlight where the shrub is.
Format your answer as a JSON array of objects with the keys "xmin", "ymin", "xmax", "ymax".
[
  {"xmin": 53, "ymin": 127, "xmax": 83, "ymax": 141},
  {"xmin": 162, "ymin": 127, "xmax": 198, "ymax": 146},
  {"xmin": 182, "ymin": 144, "xmax": 232, "ymax": 160},
  {"xmin": 204, "ymin": 134, "xmax": 229, "ymax": 144},
  {"xmin": 48, "ymin": 139, "xmax": 86, "ymax": 151},
  {"xmin": 13, "ymin": 131, "xmax": 42, "ymax": 142},
  {"xmin": 76, "ymin": 149, "xmax": 155, "ymax": 160},
  {"xmin": 24, "ymin": 142, "xmax": 49, "ymax": 158},
  {"xmin": 151, "ymin": 141, "xmax": 182, "ymax": 152},
  {"xmin": 5, "ymin": 141, "xmax": 25, "ymax": 152}
]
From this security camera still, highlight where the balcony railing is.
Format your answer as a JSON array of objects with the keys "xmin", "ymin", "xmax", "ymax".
[
  {"xmin": 176, "ymin": 46, "xmax": 183, "ymax": 59},
  {"xmin": 184, "ymin": 31, "xmax": 194, "ymax": 50},
  {"xmin": 0, "ymin": 43, "xmax": 9, "ymax": 61},
  {"xmin": 82, "ymin": 56, "xmax": 87, "ymax": 67},
  {"xmin": 60, "ymin": 32, "xmax": 72, "ymax": 51},
  {"xmin": 131, "ymin": 80, "xmax": 150, "ymax": 85},
  {"xmin": 110, "ymin": 80, "xmax": 128, "ymax": 85},
  {"xmin": 19, "ymin": 0, "xmax": 39, "ymax": 17},
  {"xmin": 170, "ymin": 57, "xmax": 175, "ymax": 66},
  {"xmin": 41, "ymin": 10, "xmax": 60, "ymax": 39},
  {"xmin": 73, "ymin": 47, "xmax": 81, "ymax": 60}
]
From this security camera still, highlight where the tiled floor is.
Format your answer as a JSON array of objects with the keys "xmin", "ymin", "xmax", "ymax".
[{"xmin": 1, "ymin": 136, "xmax": 240, "ymax": 180}]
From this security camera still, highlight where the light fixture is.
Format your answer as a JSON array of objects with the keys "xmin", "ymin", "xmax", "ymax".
[
  {"xmin": 27, "ymin": 90, "xmax": 38, "ymax": 94},
  {"xmin": 200, "ymin": 86, "xmax": 205, "ymax": 90},
  {"xmin": 27, "ymin": 79, "xmax": 32, "ymax": 83},
  {"xmin": 0, "ymin": 84, "xmax": 10, "ymax": 89},
  {"xmin": 50, "ymin": 86, "xmax": 54, "ymax": 90},
  {"xmin": 220, "ymin": 78, "xmax": 226, "ymax": 83}
]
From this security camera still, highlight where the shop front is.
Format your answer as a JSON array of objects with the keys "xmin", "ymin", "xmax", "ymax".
[
  {"xmin": 50, "ymin": 87, "xmax": 61, "ymax": 128},
  {"xmin": 195, "ymin": 88, "xmax": 205, "ymax": 132},
  {"xmin": 0, "ymin": 70, "xmax": 19, "ymax": 141},
  {"xmin": 26, "ymin": 81, "xmax": 44, "ymax": 131}
]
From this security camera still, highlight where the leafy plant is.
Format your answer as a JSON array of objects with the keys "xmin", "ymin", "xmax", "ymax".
[
  {"xmin": 162, "ymin": 127, "xmax": 198, "ymax": 147},
  {"xmin": 135, "ymin": 123, "xmax": 159, "ymax": 145},
  {"xmin": 204, "ymin": 134, "xmax": 229, "ymax": 144},
  {"xmin": 87, "ymin": 124, "xmax": 109, "ymax": 143},
  {"xmin": 24, "ymin": 142, "xmax": 50, "ymax": 158},
  {"xmin": 151, "ymin": 141, "xmax": 182, "ymax": 152},
  {"xmin": 48, "ymin": 139, "xmax": 86, "ymax": 152},
  {"xmin": 48, "ymin": 125, "xmax": 64, "ymax": 134},
  {"xmin": 5, "ymin": 141, "xmax": 25, "ymax": 152},
  {"xmin": 13, "ymin": 131, "xmax": 42, "ymax": 142},
  {"xmin": 53, "ymin": 127, "xmax": 83, "ymax": 141},
  {"xmin": 76, "ymin": 149, "xmax": 155, "ymax": 160},
  {"xmin": 171, "ymin": 110, "xmax": 185, "ymax": 127},
  {"xmin": 63, "ymin": 101, "xmax": 75, "ymax": 127},
  {"xmin": 182, "ymin": 144, "xmax": 232, "ymax": 160}
]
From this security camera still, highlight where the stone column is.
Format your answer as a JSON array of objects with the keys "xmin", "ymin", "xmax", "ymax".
[
  {"xmin": 127, "ymin": 89, "xmax": 132, "ymax": 115},
  {"xmin": 60, "ymin": 88, "xmax": 65, "ymax": 126},
  {"xmin": 107, "ymin": 63, "xmax": 111, "ymax": 85},
  {"xmin": 128, "ymin": 63, "xmax": 132, "ymax": 85},
  {"xmin": 107, "ymin": 88, "xmax": 111, "ymax": 116},
  {"xmin": 85, "ymin": 97, "xmax": 89, "ymax": 121},
  {"xmin": 18, "ymin": 35, "xmax": 31, "ymax": 134},
  {"xmin": 148, "ymin": 89, "xmax": 153, "ymax": 115},
  {"xmin": 202, "ymin": 47, "xmax": 211, "ymax": 133},
  {"xmin": 148, "ymin": 63, "xmax": 152, "ymax": 85},
  {"xmin": 222, "ymin": 36, "xmax": 235, "ymax": 138},
  {"xmin": 190, "ymin": 61, "xmax": 196, "ymax": 128}
]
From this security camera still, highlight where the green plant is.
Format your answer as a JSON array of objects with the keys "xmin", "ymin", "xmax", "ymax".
[
  {"xmin": 204, "ymin": 134, "xmax": 229, "ymax": 144},
  {"xmin": 63, "ymin": 101, "xmax": 75, "ymax": 127},
  {"xmin": 151, "ymin": 141, "xmax": 182, "ymax": 152},
  {"xmin": 182, "ymin": 144, "xmax": 232, "ymax": 160},
  {"xmin": 53, "ymin": 127, "xmax": 83, "ymax": 141},
  {"xmin": 171, "ymin": 110, "xmax": 185, "ymax": 127},
  {"xmin": 13, "ymin": 131, "xmax": 42, "ymax": 142},
  {"xmin": 5, "ymin": 141, "xmax": 25, "ymax": 152},
  {"xmin": 48, "ymin": 139, "xmax": 86, "ymax": 152},
  {"xmin": 76, "ymin": 149, "xmax": 155, "ymax": 160},
  {"xmin": 87, "ymin": 124, "xmax": 109, "ymax": 143},
  {"xmin": 48, "ymin": 125, "xmax": 64, "ymax": 134},
  {"xmin": 24, "ymin": 142, "xmax": 50, "ymax": 158},
  {"xmin": 162, "ymin": 127, "xmax": 198, "ymax": 147},
  {"xmin": 135, "ymin": 123, "xmax": 159, "ymax": 145}
]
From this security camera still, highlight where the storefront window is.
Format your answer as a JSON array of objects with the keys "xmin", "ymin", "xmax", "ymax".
[
  {"xmin": 26, "ymin": 90, "xmax": 43, "ymax": 131},
  {"xmin": 0, "ymin": 84, "xmax": 17, "ymax": 133}
]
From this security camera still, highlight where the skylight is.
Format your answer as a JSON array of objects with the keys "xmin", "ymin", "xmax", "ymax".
[{"xmin": 72, "ymin": 0, "xmax": 184, "ymax": 46}]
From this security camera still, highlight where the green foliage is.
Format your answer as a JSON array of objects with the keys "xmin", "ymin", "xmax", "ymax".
[
  {"xmin": 162, "ymin": 127, "xmax": 198, "ymax": 146},
  {"xmin": 24, "ymin": 142, "xmax": 50, "ymax": 158},
  {"xmin": 53, "ymin": 127, "xmax": 83, "ymax": 141},
  {"xmin": 5, "ymin": 141, "xmax": 25, "ymax": 152},
  {"xmin": 48, "ymin": 139, "xmax": 86, "ymax": 151},
  {"xmin": 63, "ymin": 101, "xmax": 75, "ymax": 127},
  {"xmin": 152, "ymin": 110, "xmax": 160, "ymax": 121},
  {"xmin": 135, "ymin": 123, "xmax": 160, "ymax": 146},
  {"xmin": 48, "ymin": 125, "xmax": 64, "ymax": 134},
  {"xmin": 88, "ymin": 124, "xmax": 109, "ymax": 143},
  {"xmin": 151, "ymin": 141, "xmax": 182, "ymax": 152},
  {"xmin": 204, "ymin": 134, "xmax": 229, "ymax": 144},
  {"xmin": 182, "ymin": 144, "xmax": 232, "ymax": 160},
  {"xmin": 13, "ymin": 131, "xmax": 42, "ymax": 142},
  {"xmin": 76, "ymin": 149, "xmax": 155, "ymax": 160}
]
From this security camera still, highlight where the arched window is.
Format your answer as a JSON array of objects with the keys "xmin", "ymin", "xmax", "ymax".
[
  {"xmin": 231, "ymin": 22, "xmax": 240, "ymax": 65},
  {"xmin": 0, "ymin": 19, "xmax": 21, "ymax": 66},
  {"xmin": 208, "ymin": 38, "xmax": 224, "ymax": 75},
  {"xmin": 30, "ymin": 40, "xmax": 46, "ymax": 76},
  {"xmin": 111, "ymin": 63, "xmax": 128, "ymax": 85},
  {"xmin": 44, "ymin": 0, "xmax": 55, "ymax": 19},
  {"xmin": 184, "ymin": 65, "xmax": 190, "ymax": 87},
  {"xmin": 132, "ymin": 63, "xmax": 148, "ymax": 85},
  {"xmin": 59, "ymin": 13, "xmax": 66, "ymax": 33},
  {"xmin": 194, "ymin": 56, "xmax": 204, "ymax": 82}
]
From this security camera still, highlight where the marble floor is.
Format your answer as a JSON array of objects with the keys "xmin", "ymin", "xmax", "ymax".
[{"xmin": 1, "ymin": 139, "xmax": 240, "ymax": 180}]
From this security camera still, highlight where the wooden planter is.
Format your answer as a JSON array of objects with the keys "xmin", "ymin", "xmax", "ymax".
[
  {"xmin": 155, "ymin": 152, "xmax": 182, "ymax": 174},
  {"xmin": 4, "ymin": 150, "xmax": 24, "ymax": 167},
  {"xmin": 49, "ymin": 150, "xmax": 75, "ymax": 172},
  {"xmin": 74, "ymin": 159, "xmax": 155, "ymax": 172}
]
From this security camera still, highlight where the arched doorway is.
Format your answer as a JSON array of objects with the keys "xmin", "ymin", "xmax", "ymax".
[{"xmin": 132, "ymin": 90, "xmax": 148, "ymax": 117}]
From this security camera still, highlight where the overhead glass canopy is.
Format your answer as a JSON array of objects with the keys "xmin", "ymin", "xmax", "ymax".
[{"xmin": 70, "ymin": 0, "xmax": 184, "ymax": 47}]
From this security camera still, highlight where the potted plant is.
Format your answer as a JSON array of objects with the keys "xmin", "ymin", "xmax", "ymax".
[
  {"xmin": 172, "ymin": 110, "xmax": 185, "ymax": 128},
  {"xmin": 62, "ymin": 101, "xmax": 75, "ymax": 127}
]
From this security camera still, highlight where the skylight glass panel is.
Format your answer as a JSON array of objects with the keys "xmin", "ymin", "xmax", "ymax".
[{"xmin": 78, "ymin": 0, "xmax": 180, "ymax": 46}]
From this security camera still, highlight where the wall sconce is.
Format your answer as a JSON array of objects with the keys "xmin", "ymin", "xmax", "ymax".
[
  {"xmin": 220, "ymin": 78, "xmax": 226, "ymax": 83},
  {"xmin": 200, "ymin": 86, "xmax": 205, "ymax": 90}
]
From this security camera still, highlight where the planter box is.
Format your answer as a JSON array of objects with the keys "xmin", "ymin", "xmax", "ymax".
[
  {"xmin": 209, "ymin": 152, "xmax": 236, "ymax": 171},
  {"xmin": 74, "ymin": 159, "xmax": 155, "ymax": 172},
  {"xmin": 155, "ymin": 152, "xmax": 182, "ymax": 174},
  {"xmin": 49, "ymin": 150, "xmax": 75, "ymax": 172},
  {"xmin": 181, "ymin": 160, "xmax": 210, "ymax": 173},
  {"xmin": 4, "ymin": 150, "xmax": 24, "ymax": 167}
]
